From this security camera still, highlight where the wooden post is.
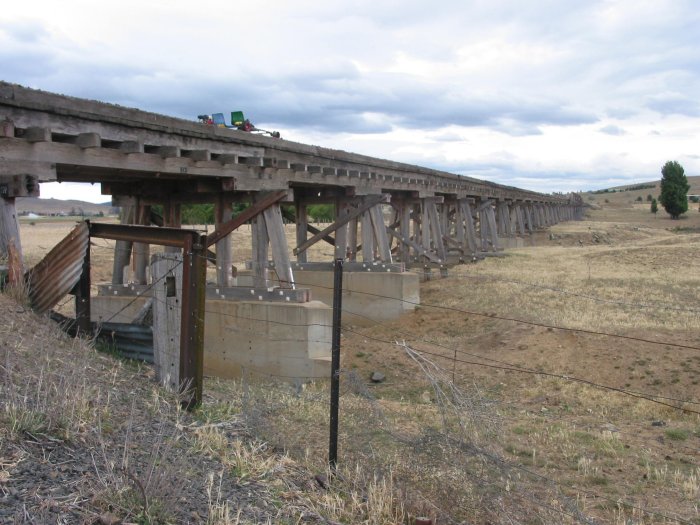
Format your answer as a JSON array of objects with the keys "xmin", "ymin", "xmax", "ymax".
[
  {"xmin": 264, "ymin": 204, "xmax": 295, "ymax": 288},
  {"xmin": 180, "ymin": 234, "xmax": 206, "ymax": 409},
  {"xmin": 399, "ymin": 201, "xmax": 411, "ymax": 264},
  {"xmin": 425, "ymin": 199, "xmax": 446, "ymax": 262},
  {"xmin": 214, "ymin": 196, "xmax": 233, "ymax": 287},
  {"xmin": 361, "ymin": 209, "xmax": 375, "ymax": 262},
  {"xmin": 133, "ymin": 203, "xmax": 151, "ymax": 284},
  {"xmin": 152, "ymin": 253, "xmax": 183, "ymax": 392},
  {"xmin": 251, "ymin": 200, "xmax": 269, "ymax": 288},
  {"xmin": 334, "ymin": 199, "xmax": 350, "ymax": 260},
  {"xmin": 75, "ymin": 241, "xmax": 91, "ymax": 335},
  {"xmin": 0, "ymin": 196, "xmax": 23, "ymax": 281},
  {"xmin": 163, "ymin": 200, "xmax": 182, "ymax": 255},
  {"xmin": 295, "ymin": 202, "xmax": 308, "ymax": 263},
  {"xmin": 112, "ymin": 205, "xmax": 134, "ymax": 284},
  {"xmin": 486, "ymin": 205, "xmax": 500, "ymax": 250},
  {"xmin": 412, "ymin": 203, "xmax": 421, "ymax": 257},
  {"xmin": 347, "ymin": 215, "xmax": 358, "ymax": 261},
  {"xmin": 370, "ymin": 205, "xmax": 392, "ymax": 262},
  {"xmin": 421, "ymin": 200, "xmax": 431, "ymax": 256},
  {"xmin": 458, "ymin": 199, "xmax": 478, "ymax": 256}
]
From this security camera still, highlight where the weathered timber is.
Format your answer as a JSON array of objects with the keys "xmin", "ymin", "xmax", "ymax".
[{"xmin": 294, "ymin": 194, "xmax": 388, "ymax": 256}]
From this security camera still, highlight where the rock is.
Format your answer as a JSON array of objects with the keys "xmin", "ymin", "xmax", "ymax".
[
  {"xmin": 601, "ymin": 423, "xmax": 619, "ymax": 433},
  {"xmin": 98, "ymin": 513, "xmax": 121, "ymax": 525},
  {"xmin": 370, "ymin": 371, "xmax": 385, "ymax": 383},
  {"xmin": 651, "ymin": 420, "xmax": 666, "ymax": 427},
  {"xmin": 314, "ymin": 473, "xmax": 328, "ymax": 490}
]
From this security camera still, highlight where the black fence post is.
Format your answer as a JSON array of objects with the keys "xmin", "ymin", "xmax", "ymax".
[{"xmin": 329, "ymin": 258, "xmax": 343, "ymax": 469}]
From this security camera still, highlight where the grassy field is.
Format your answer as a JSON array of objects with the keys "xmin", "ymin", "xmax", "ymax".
[{"xmin": 7, "ymin": 197, "xmax": 700, "ymax": 523}]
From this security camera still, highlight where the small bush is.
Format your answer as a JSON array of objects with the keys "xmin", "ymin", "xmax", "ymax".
[{"xmin": 665, "ymin": 429, "xmax": 689, "ymax": 441}]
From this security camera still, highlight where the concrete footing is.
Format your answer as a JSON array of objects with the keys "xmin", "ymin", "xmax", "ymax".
[
  {"xmin": 274, "ymin": 269, "xmax": 419, "ymax": 326},
  {"xmin": 91, "ymin": 287, "xmax": 332, "ymax": 380}
]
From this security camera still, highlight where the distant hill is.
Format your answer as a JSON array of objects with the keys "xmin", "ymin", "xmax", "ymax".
[
  {"xmin": 585, "ymin": 175, "xmax": 700, "ymax": 208},
  {"xmin": 16, "ymin": 198, "xmax": 117, "ymax": 216},
  {"xmin": 589, "ymin": 175, "xmax": 700, "ymax": 194}
]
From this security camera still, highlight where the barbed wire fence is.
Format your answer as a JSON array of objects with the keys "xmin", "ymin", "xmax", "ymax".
[{"xmin": 73, "ymin": 236, "xmax": 700, "ymax": 523}]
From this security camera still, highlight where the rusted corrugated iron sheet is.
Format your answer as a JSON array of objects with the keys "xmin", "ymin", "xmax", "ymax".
[{"xmin": 26, "ymin": 221, "xmax": 89, "ymax": 313}]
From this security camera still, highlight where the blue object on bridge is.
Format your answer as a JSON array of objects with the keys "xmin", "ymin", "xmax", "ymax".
[{"xmin": 211, "ymin": 113, "xmax": 229, "ymax": 127}]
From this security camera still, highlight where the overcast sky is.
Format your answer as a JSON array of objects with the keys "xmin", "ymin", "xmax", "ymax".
[{"xmin": 2, "ymin": 0, "xmax": 699, "ymax": 202}]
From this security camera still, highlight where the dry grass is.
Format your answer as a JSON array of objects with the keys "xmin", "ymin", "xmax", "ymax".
[{"xmin": 11, "ymin": 202, "xmax": 700, "ymax": 523}]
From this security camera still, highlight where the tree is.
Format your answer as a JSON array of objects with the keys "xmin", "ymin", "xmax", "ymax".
[
  {"xmin": 651, "ymin": 198, "xmax": 658, "ymax": 215},
  {"xmin": 659, "ymin": 161, "xmax": 690, "ymax": 219}
]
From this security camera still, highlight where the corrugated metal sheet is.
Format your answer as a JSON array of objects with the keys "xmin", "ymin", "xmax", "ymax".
[
  {"xmin": 96, "ymin": 322, "xmax": 154, "ymax": 363},
  {"xmin": 26, "ymin": 222, "xmax": 89, "ymax": 313}
]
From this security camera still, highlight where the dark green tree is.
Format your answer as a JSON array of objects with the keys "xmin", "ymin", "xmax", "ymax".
[
  {"xmin": 650, "ymin": 198, "xmax": 658, "ymax": 215},
  {"xmin": 307, "ymin": 204, "xmax": 335, "ymax": 222},
  {"xmin": 659, "ymin": 161, "xmax": 690, "ymax": 219}
]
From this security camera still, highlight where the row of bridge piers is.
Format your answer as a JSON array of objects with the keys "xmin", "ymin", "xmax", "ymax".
[{"xmin": 113, "ymin": 194, "xmax": 582, "ymax": 290}]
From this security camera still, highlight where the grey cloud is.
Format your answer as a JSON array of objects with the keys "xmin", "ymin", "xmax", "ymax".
[
  {"xmin": 0, "ymin": 19, "xmax": 49, "ymax": 43},
  {"xmin": 599, "ymin": 124, "xmax": 625, "ymax": 136},
  {"xmin": 646, "ymin": 93, "xmax": 700, "ymax": 117}
]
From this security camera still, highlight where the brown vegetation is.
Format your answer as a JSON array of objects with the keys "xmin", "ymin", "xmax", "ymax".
[{"xmin": 3, "ymin": 197, "xmax": 699, "ymax": 523}]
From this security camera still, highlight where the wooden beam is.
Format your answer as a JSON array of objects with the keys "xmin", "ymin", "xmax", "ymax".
[
  {"xmin": 206, "ymin": 190, "xmax": 288, "ymax": 247},
  {"xmin": 264, "ymin": 204, "xmax": 294, "ymax": 288},
  {"xmin": 294, "ymin": 194, "xmax": 388, "ymax": 255},
  {"xmin": 386, "ymin": 227, "xmax": 442, "ymax": 264}
]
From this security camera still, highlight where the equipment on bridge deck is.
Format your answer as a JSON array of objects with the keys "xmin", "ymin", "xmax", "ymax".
[{"xmin": 197, "ymin": 111, "xmax": 281, "ymax": 138}]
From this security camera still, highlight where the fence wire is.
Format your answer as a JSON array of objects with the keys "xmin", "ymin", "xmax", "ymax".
[{"xmin": 234, "ymin": 343, "xmax": 602, "ymax": 525}]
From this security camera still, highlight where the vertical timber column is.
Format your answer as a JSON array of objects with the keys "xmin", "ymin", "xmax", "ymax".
[
  {"xmin": 163, "ymin": 200, "xmax": 182, "ymax": 254},
  {"xmin": 509, "ymin": 204, "xmax": 518, "ymax": 236},
  {"xmin": 503, "ymin": 202, "xmax": 514, "ymax": 236},
  {"xmin": 398, "ymin": 201, "xmax": 411, "ymax": 264},
  {"xmin": 112, "ymin": 205, "xmax": 135, "ymax": 284},
  {"xmin": 370, "ymin": 204, "xmax": 392, "ymax": 262},
  {"xmin": 251, "ymin": 195, "xmax": 270, "ymax": 288},
  {"xmin": 295, "ymin": 201, "xmax": 308, "ymax": 263},
  {"xmin": 264, "ymin": 203, "xmax": 295, "ymax": 288},
  {"xmin": 214, "ymin": 196, "xmax": 233, "ymax": 287},
  {"xmin": 515, "ymin": 203, "xmax": 526, "ymax": 236},
  {"xmin": 454, "ymin": 201, "xmax": 465, "ymax": 259},
  {"xmin": 421, "ymin": 199, "xmax": 432, "ymax": 257},
  {"xmin": 412, "ymin": 203, "xmax": 422, "ymax": 257},
  {"xmin": 347, "ymin": 215, "xmax": 358, "ymax": 261},
  {"xmin": 133, "ymin": 202, "xmax": 151, "ymax": 285},
  {"xmin": 361, "ymin": 208, "xmax": 376, "ymax": 262},
  {"xmin": 486, "ymin": 205, "xmax": 500, "ymax": 250},
  {"xmin": 440, "ymin": 203, "xmax": 450, "ymax": 241},
  {"xmin": 478, "ymin": 201, "xmax": 489, "ymax": 252},
  {"xmin": 425, "ymin": 198, "xmax": 447, "ymax": 263},
  {"xmin": 496, "ymin": 202, "xmax": 507, "ymax": 236},
  {"xmin": 459, "ymin": 200, "xmax": 478, "ymax": 256},
  {"xmin": 0, "ymin": 195, "xmax": 23, "ymax": 281},
  {"xmin": 334, "ymin": 199, "xmax": 350, "ymax": 260}
]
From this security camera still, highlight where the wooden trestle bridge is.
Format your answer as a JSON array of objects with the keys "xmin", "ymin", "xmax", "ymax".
[{"xmin": 0, "ymin": 81, "xmax": 584, "ymax": 406}]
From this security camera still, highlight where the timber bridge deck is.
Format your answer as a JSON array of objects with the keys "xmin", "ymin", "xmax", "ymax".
[{"xmin": 0, "ymin": 81, "xmax": 584, "ymax": 396}]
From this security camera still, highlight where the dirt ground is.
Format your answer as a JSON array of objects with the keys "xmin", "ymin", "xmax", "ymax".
[{"xmin": 14, "ymin": 196, "xmax": 700, "ymax": 523}]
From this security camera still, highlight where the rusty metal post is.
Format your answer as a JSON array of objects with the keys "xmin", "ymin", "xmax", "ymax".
[
  {"xmin": 179, "ymin": 232, "xmax": 206, "ymax": 410},
  {"xmin": 75, "ymin": 239, "xmax": 91, "ymax": 335},
  {"xmin": 329, "ymin": 258, "xmax": 343, "ymax": 469}
]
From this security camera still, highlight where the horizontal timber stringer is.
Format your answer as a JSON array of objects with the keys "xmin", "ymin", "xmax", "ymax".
[{"xmin": 1, "ymin": 81, "xmax": 585, "ymax": 292}]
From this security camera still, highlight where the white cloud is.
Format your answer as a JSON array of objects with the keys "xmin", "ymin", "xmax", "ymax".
[{"xmin": 1, "ymin": 0, "xmax": 699, "ymax": 200}]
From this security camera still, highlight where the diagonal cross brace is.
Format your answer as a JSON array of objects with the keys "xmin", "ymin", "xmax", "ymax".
[
  {"xmin": 206, "ymin": 190, "xmax": 288, "ymax": 248},
  {"xmin": 293, "ymin": 194, "xmax": 389, "ymax": 255}
]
